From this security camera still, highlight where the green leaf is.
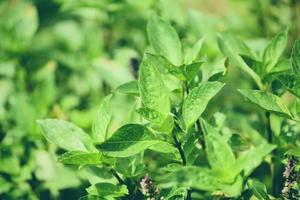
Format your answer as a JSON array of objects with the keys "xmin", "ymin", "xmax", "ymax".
[
  {"xmin": 200, "ymin": 119, "xmax": 236, "ymax": 173},
  {"xmin": 184, "ymin": 38, "xmax": 204, "ymax": 64},
  {"xmin": 78, "ymin": 195, "xmax": 103, "ymax": 200},
  {"xmin": 115, "ymin": 154, "xmax": 144, "ymax": 177},
  {"xmin": 137, "ymin": 107, "xmax": 164, "ymax": 124},
  {"xmin": 96, "ymin": 124, "xmax": 168, "ymax": 157},
  {"xmin": 268, "ymin": 59, "xmax": 291, "ymax": 75},
  {"xmin": 278, "ymin": 74, "xmax": 300, "ymax": 98},
  {"xmin": 86, "ymin": 182, "xmax": 128, "ymax": 198},
  {"xmin": 145, "ymin": 53, "xmax": 185, "ymax": 80},
  {"xmin": 233, "ymin": 143, "xmax": 276, "ymax": 177},
  {"xmin": 57, "ymin": 151, "xmax": 102, "ymax": 166},
  {"xmin": 114, "ymin": 81, "xmax": 139, "ymax": 96},
  {"xmin": 182, "ymin": 82, "xmax": 225, "ymax": 129},
  {"xmin": 159, "ymin": 166, "xmax": 243, "ymax": 197},
  {"xmin": 217, "ymin": 33, "xmax": 263, "ymax": 89},
  {"xmin": 37, "ymin": 119, "xmax": 96, "ymax": 152},
  {"xmin": 238, "ymin": 89, "xmax": 292, "ymax": 118},
  {"xmin": 201, "ymin": 58, "xmax": 227, "ymax": 82},
  {"xmin": 164, "ymin": 187, "xmax": 187, "ymax": 200},
  {"xmin": 291, "ymin": 35, "xmax": 300, "ymax": 74},
  {"xmin": 285, "ymin": 146, "xmax": 300, "ymax": 158},
  {"xmin": 152, "ymin": 113, "xmax": 174, "ymax": 133},
  {"xmin": 139, "ymin": 53, "xmax": 170, "ymax": 116},
  {"xmin": 147, "ymin": 15, "xmax": 182, "ymax": 65},
  {"xmin": 263, "ymin": 28, "xmax": 289, "ymax": 73},
  {"xmin": 218, "ymin": 32, "xmax": 258, "ymax": 59},
  {"xmin": 92, "ymin": 94, "xmax": 113, "ymax": 143},
  {"xmin": 183, "ymin": 132, "xmax": 202, "ymax": 165},
  {"xmin": 247, "ymin": 179, "xmax": 270, "ymax": 200},
  {"xmin": 148, "ymin": 141, "xmax": 178, "ymax": 156},
  {"xmin": 183, "ymin": 61, "xmax": 203, "ymax": 82},
  {"xmin": 138, "ymin": 107, "xmax": 174, "ymax": 133}
]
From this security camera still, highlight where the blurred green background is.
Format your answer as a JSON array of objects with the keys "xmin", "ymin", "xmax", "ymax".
[{"xmin": 0, "ymin": 0, "xmax": 299, "ymax": 199}]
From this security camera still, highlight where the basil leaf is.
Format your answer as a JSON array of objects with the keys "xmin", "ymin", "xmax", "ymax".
[
  {"xmin": 86, "ymin": 182, "xmax": 128, "ymax": 198},
  {"xmin": 147, "ymin": 15, "xmax": 182, "ymax": 65},
  {"xmin": 238, "ymin": 89, "xmax": 292, "ymax": 118},
  {"xmin": 37, "ymin": 119, "xmax": 96, "ymax": 152},
  {"xmin": 145, "ymin": 53, "xmax": 185, "ymax": 80},
  {"xmin": 278, "ymin": 74, "xmax": 300, "ymax": 98},
  {"xmin": 78, "ymin": 195, "xmax": 103, "ymax": 200},
  {"xmin": 96, "ymin": 124, "xmax": 168, "ymax": 157},
  {"xmin": 139, "ymin": 53, "xmax": 170, "ymax": 117},
  {"xmin": 217, "ymin": 33, "xmax": 263, "ymax": 89},
  {"xmin": 164, "ymin": 187, "xmax": 187, "ymax": 200},
  {"xmin": 92, "ymin": 94, "xmax": 112, "ymax": 143},
  {"xmin": 159, "ymin": 166, "xmax": 243, "ymax": 197},
  {"xmin": 57, "ymin": 151, "xmax": 102, "ymax": 166},
  {"xmin": 182, "ymin": 81, "xmax": 224, "ymax": 129},
  {"xmin": 201, "ymin": 58, "xmax": 227, "ymax": 82},
  {"xmin": 184, "ymin": 38, "xmax": 204, "ymax": 64},
  {"xmin": 217, "ymin": 32, "xmax": 257, "ymax": 59},
  {"xmin": 291, "ymin": 35, "xmax": 300, "ymax": 74},
  {"xmin": 137, "ymin": 107, "xmax": 164, "ymax": 124},
  {"xmin": 183, "ymin": 61, "xmax": 203, "ymax": 82},
  {"xmin": 263, "ymin": 28, "xmax": 289, "ymax": 73},
  {"xmin": 247, "ymin": 179, "xmax": 270, "ymax": 200},
  {"xmin": 285, "ymin": 146, "xmax": 300, "ymax": 158},
  {"xmin": 114, "ymin": 81, "xmax": 139, "ymax": 96},
  {"xmin": 201, "ymin": 119, "xmax": 236, "ymax": 173},
  {"xmin": 115, "ymin": 154, "xmax": 144, "ymax": 177},
  {"xmin": 233, "ymin": 143, "xmax": 276, "ymax": 177}
]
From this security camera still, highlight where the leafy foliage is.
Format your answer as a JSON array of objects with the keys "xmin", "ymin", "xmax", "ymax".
[{"xmin": 1, "ymin": 0, "xmax": 300, "ymax": 199}]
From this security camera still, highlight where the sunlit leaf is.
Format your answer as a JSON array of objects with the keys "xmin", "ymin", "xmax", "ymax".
[
  {"xmin": 96, "ymin": 124, "xmax": 169, "ymax": 157},
  {"xmin": 147, "ymin": 15, "xmax": 182, "ymax": 65},
  {"xmin": 57, "ymin": 151, "xmax": 102, "ymax": 166},
  {"xmin": 182, "ymin": 82, "xmax": 224, "ymax": 129},
  {"xmin": 238, "ymin": 89, "xmax": 292, "ymax": 118},
  {"xmin": 86, "ymin": 182, "xmax": 128, "ymax": 198},
  {"xmin": 263, "ymin": 28, "xmax": 289, "ymax": 73},
  {"xmin": 291, "ymin": 35, "xmax": 300, "ymax": 74},
  {"xmin": 114, "ymin": 81, "xmax": 140, "ymax": 96},
  {"xmin": 37, "ymin": 119, "xmax": 96, "ymax": 152},
  {"xmin": 201, "ymin": 119, "xmax": 235, "ymax": 173},
  {"xmin": 247, "ymin": 179, "xmax": 270, "ymax": 200},
  {"xmin": 217, "ymin": 33, "xmax": 262, "ymax": 88},
  {"xmin": 139, "ymin": 53, "xmax": 170, "ymax": 117},
  {"xmin": 92, "ymin": 94, "xmax": 113, "ymax": 143}
]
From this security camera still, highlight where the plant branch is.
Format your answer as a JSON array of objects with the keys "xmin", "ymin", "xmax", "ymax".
[
  {"xmin": 108, "ymin": 166, "xmax": 125, "ymax": 185},
  {"xmin": 172, "ymin": 133, "xmax": 186, "ymax": 166},
  {"xmin": 266, "ymin": 112, "xmax": 272, "ymax": 143},
  {"xmin": 182, "ymin": 81, "xmax": 194, "ymax": 199},
  {"xmin": 172, "ymin": 131, "xmax": 192, "ymax": 199}
]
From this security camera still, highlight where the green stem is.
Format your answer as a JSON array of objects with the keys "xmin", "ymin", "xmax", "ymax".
[
  {"xmin": 106, "ymin": 165, "xmax": 124, "ymax": 185},
  {"xmin": 266, "ymin": 112, "xmax": 272, "ymax": 143},
  {"xmin": 172, "ymin": 132, "xmax": 186, "ymax": 166},
  {"xmin": 181, "ymin": 81, "xmax": 192, "ymax": 199},
  {"xmin": 112, "ymin": 169, "xmax": 124, "ymax": 184},
  {"xmin": 172, "ymin": 128, "xmax": 191, "ymax": 199}
]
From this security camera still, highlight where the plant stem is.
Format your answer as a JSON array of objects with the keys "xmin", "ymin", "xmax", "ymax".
[
  {"xmin": 110, "ymin": 167, "xmax": 125, "ymax": 185},
  {"xmin": 172, "ymin": 133, "xmax": 186, "ymax": 166},
  {"xmin": 172, "ymin": 126, "xmax": 192, "ymax": 199},
  {"xmin": 266, "ymin": 112, "xmax": 272, "ymax": 143},
  {"xmin": 265, "ymin": 111, "xmax": 281, "ymax": 196}
]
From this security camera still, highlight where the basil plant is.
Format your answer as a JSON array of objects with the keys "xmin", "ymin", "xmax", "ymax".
[{"xmin": 38, "ymin": 15, "xmax": 300, "ymax": 200}]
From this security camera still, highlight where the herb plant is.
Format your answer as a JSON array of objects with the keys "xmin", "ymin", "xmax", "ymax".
[
  {"xmin": 37, "ymin": 14, "xmax": 300, "ymax": 200},
  {"xmin": 1, "ymin": 0, "xmax": 299, "ymax": 199}
]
